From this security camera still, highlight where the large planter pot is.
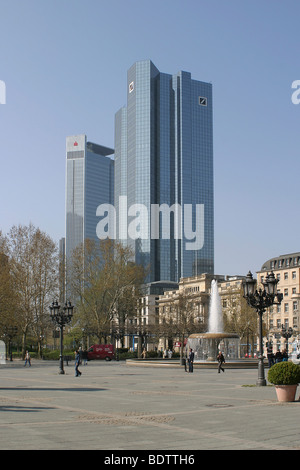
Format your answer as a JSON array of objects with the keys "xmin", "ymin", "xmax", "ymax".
[{"xmin": 275, "ymin": 384, "xmax": 298, "ymax": 402}]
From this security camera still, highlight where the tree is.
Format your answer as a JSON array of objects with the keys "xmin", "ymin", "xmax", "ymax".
[
  {"xmin": 175, "ymin": 292, "xmax": 203, "ymax": 360},
  {"xmin": 0, "ymin": 232, "xmax": 19, "ymax": 351},
  {"xmin": 223, "ymin": 286, "xmax": 258, "ymax": 356},
  {"xmin": 159, "ymin": 291, "xmax": 203, "ymax": 360},
  {"xmin": 68, "ymin": 238, "xmax": 146, "ymax": 344},
  {"xmin": 7, "ymin": 224, "xmax": 58, "ymax": 357}
]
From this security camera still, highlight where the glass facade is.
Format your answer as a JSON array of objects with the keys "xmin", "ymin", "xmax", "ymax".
[
  {"xmin": 65, "ymin": 134, "xmax": 114, "ymax": 261},
  {"xmin": 114, "ymin": 108, "xmax": 128, "ymax": 245},
  {"xmin": 115, "ymin": 60, "xmax": 214, "ymax": 283}
]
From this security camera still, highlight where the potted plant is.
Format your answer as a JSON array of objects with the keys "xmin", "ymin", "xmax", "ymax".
[{"xmin": 268, "ymin": 361, "xmax": 300, "ymax": 402}]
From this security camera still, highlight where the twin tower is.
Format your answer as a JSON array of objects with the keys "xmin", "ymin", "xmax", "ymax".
[{"xmin": 66, "ymin": 60, "xmax": 214, "ymax": 283}]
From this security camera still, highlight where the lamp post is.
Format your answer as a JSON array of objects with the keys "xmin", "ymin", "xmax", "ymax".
[
  {"xmin": 281, "ymin": 324, "xmax": 293, "ymax": 355},
  {"xmin": 243, "ymin": 271, "xmax": 283, "ymax": 386},
  {"xmin": 49, "ymin": 300, "xmax": 74, "ymax": 374}
]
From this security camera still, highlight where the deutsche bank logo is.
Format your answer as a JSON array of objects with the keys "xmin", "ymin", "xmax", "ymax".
[{"xmin": 0, "ymin": 80, "xmax": 6, "ymax": 104}]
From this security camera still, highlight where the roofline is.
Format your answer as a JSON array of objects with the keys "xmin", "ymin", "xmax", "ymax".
[
  {"xmin": 258, "ymin": 252, "xmax": 300, "ymax": 272},
  {"xmin": 87, "ymin": 141, "xmax": 114, "ymax": 156}
]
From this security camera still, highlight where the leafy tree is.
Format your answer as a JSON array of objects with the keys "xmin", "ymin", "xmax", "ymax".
[
  {"xmin": 0, "ymin": 232, "xmax": 19, "ymax": 350},
  {"xmin": 7, "ymin": 224, "xmax": 58, "ymax": 357},
  {"xmin": 159, "ymin": 291, "xmax": 204, "ymax": 360},
  {"xmin": 68, "ymin": 238, "xmax": 145, "ymax": 344},
  {"xmin": 223, "ymin": 286, "xmax": 258, "ymax": 355}
]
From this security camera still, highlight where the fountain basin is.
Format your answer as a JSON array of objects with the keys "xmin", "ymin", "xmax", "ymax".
[{"xmin": 188, "ymin": 332, "xmax": 240, "ymax": 362}]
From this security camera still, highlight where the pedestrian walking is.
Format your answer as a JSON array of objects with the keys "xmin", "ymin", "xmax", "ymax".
[
  {"xmin": 275, "ymin": 349, "xmax": 282, "ymax": 363},
  {"xmin": 24, "ymin": 350, "xmax": 31, "ymax": 367},
  {"xmin": 282, "ymin": 349, "xmax": 288, "ymax": 361},
  {"xmin": 75, "ymin": 350, "xmax": 81, "ymax": 377},
  {"xmin": 188, "ymin": 348, "xmax": 194, "ymax": 373},
  {"xmin": 217, "ymin": 351, "xmax": 225, "ymax": 373},
  {"xmin": 267, "ymin": 346, "xmax": 275, "ymax": 368}
]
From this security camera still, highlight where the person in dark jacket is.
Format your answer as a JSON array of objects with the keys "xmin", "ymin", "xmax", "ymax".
[
  {"xmin": 217, "ymin": 351, "xmax": 225, "ymax": 373},
  {"xmin": 75, "ymin": 350, "xmax": 82, "ymax": 377},
  {"xmin": 275, "ymin": 349, "xmax": 283, "ymax": 363},
  {"xmin": 188, "ymin": 348, "xmax": 195, "ymax": 373},
  {"xmin": 267, "ymin": 346, "xmax": 275, "ymax": 367},
  {"xmin": 82, "ymin": 349, "xmax": 88, "ymax": 365}
]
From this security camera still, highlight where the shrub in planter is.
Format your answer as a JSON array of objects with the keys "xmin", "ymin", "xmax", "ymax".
[
  {"xmin": 118, "ymin": 350, "xmax": 137, "ymax": 360},
  {"xmin": 42, "ymin": 349, "xmax": 74, "ymax": 360},
  {"xmin": 268, "ymin": 361, "xmax": 300, "ymax": 402},
  {"xmin": 268, "ymin": 361, "xmax": 300, "ymax": 385},
  {"xmin": 147, "ymin": 350, "xmax": 159, "ymax": 358}
]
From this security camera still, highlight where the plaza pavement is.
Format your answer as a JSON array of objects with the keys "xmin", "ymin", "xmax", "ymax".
[{"xmin": 0, "ymin": 359, "xmax": 300, "ymax": 451}]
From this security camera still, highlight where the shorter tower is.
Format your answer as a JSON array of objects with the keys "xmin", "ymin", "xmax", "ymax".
[{"xmin": 65, "ymin": 134, "xmax": 114, "ymax": 261}]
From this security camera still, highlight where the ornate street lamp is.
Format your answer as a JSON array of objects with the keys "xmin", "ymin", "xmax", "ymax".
[
  {"xmin": 49, "ymin": 300, "xmax": 74, "ymax": 374},
  {"xmin": 243, "ymin": 271, "xmax": 283, "ymax": 386},
  {"xmin": 281, "ymin": 324, "xmax": 293, "ymax": 355}
]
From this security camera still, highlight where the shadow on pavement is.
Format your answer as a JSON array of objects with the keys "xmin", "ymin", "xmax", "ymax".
[{"xmin": 0, "ymin": 387, "xmax": 107, "ymax": 392}]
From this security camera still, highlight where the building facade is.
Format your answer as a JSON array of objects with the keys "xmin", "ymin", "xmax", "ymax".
[
  {"xmin": 128, "ymin": 281, "xmax": 179, "ymax": 353},
  {"xmin": 257, "ymin": 252, "xmax": 300, "ymax": 352},
  {"xmin": 65, "ymin": 134, "xmax": 114, "ymax": 261},
  {"xmin": 115, "ymin": 60, "xmax": 214, "ymax": 283}
]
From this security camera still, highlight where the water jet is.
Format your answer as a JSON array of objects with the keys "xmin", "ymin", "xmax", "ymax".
[{"xmin": 188, "ymin": 280, "xmax": 240, "ymax": 361}]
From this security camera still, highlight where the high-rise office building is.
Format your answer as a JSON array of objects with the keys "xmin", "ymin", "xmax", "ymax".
[
  {"xmin": 65, "ymin": 134, "xmax": 114, "ymax": 261},
  {"xmin": 115, "ymin": 60, "xmax": 214, "ymax": 282}
]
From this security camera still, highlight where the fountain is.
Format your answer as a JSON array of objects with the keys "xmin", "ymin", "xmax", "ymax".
[
  {"xmin": 188, "ymin": 280, "xmax": 240, "ymax": 362},
  {"xmin": 291, "ymin": 339, "xmax": 300, "ymax": 365},
  {"xmin": 208, "ymin": 279, "xmax": 223, "ymax": 333}
]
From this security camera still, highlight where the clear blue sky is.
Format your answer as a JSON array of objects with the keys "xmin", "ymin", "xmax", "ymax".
[{"xmin": 0, "ymin": 0, "xmax": 299, "ymax": 276}]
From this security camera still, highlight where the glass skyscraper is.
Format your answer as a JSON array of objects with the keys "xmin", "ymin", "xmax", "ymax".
[
  {"xmin": 115, "ymin": 60, "xmax": 214, "ymax": 283},
  {"xmin": 65, "ymin": 134, "xmax": 114, "ymax": 261}
]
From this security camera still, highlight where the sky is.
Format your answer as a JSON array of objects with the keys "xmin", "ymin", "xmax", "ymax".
[{"xmin": 0, "ymin": 0, "xmax": 299, "ymax": 277}]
